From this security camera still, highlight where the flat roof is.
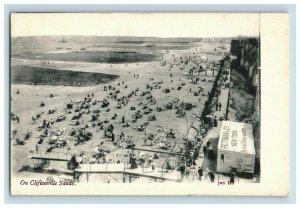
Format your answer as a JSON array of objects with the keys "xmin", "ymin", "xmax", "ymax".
[{"xmin": 218, "ymin": 121, "xmax": 255, "ymax": 155}]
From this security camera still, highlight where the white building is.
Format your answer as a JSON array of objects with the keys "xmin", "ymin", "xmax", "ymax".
[{"xmin": 217, "ymin": 121, "xmax": 256, "ymax": 174}]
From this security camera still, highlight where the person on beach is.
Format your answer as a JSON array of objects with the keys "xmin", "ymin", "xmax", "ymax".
[
  {"xmin": 179, "ymin": 163, "xmax": 186, "ymax": 181},
  {"xmin": 214, "ymin": 116, "xmax": 218, "ymax": 127},
  {"xmin": 198, "ymin": 167, "xmax": 203, "ymax": 181}
]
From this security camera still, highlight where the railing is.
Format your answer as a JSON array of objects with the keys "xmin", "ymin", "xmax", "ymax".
[{"xmin": 30, "ymin": 147, "xmax": 82, "ymax": 160}]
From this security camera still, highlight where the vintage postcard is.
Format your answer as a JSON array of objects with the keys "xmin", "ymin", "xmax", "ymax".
[{"xmin": 9, "ymin": 13, "xmax": 290, "ymax": 196}]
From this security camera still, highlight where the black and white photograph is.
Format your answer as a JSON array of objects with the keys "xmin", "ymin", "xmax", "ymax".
[{"xmin": 8, "ymin": 13, "xmax": 289, "ymax": 196}]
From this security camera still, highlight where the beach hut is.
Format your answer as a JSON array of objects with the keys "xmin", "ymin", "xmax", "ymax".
[{"xmin": 216, "ymin": 121, "xmax": 255, "ymax": 175}]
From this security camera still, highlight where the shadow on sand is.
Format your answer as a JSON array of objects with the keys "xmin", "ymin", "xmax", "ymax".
[{"xmin": 18, "ymin": 165, "xmax": 72, "ymax": 176}]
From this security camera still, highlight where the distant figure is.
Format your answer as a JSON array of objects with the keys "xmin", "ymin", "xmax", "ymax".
[
  {"xmin": 198, "ymin": 167, "xmax": 203, "ymax": 181},
  {"xmin": 190, "ymin": 165, "xmax": 198, "ymax": 180},
  {"xmin": 179, "ymin": 164, "xmax": 186, "ymax": 181},
  {"xmin": 207, "ymin": 146, "xmax": 214, "ymax": 160},
  {"xmin": 208, "ymin": 171, "xmax": 215, "ymax": 183},
  {"xmin": 203, "ymin": 145, "xmax": 208, "ymax": 157},
  {"xmin": 111, "ymin": 133, "xmax": 115, "ymax": 142},
  {"xmin": 150, "ymin": 160, "xmax": 155, "ymax": 171},
  {"xmin": 229, "ymin": 172, "xmax": 236, "ymax": 184},
  {"xmin": 35, "ymin": 143, "xmax": 39, "ymax": 153},
  {"xmin": 122, "ymin": 116, "xmax": 125, "ymax": 123},
  {"xmin": 214, "ymin": 116, "xmax": 218, "ymax": 127},
  {"xmin": 130, "ymin": 154, "xmax": 138, "ymax": 169},
  {"xmin": 185, "ymin": 166, "xmax": 190, "ymax": 181},
  {"xmin": 209, "ymin": 118, "xmax": 214, "ymax": 129}
]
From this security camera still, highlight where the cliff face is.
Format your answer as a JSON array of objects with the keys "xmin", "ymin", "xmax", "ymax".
[
  {"xmin": 230, "ymin": 38, "xmax": 260, "ymax": 131},
  {"xmin": 230, "ymin": 38, "xmax": 260, "ymax": 171},
  {"xmin": 230, "ymin": 38, "xmax": 260, "ymax": 91}
]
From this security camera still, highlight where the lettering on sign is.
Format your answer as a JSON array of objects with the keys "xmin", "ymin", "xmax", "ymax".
[
  {"xmin": 220, "ymin": 126, "xmax": 230, "ymax": 149},
  {"xmin": 232, "ymin": 130, "xmax": 238, "ymax": 138},
  {"xmin": 242, "ymin": 136, "xmax": 247, "ymax": 153},
  {"xmin": 231, "ymin": 139, "xmax": 237, "ymax": 147},
  {"xmin": 237, "ymin": 159, "xmax": 243, "ymax": 164}
]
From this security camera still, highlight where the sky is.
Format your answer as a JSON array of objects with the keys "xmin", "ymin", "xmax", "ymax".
[{"xmin": 11, "ymin": 13, "xmax": 260, "ymax": 38}]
